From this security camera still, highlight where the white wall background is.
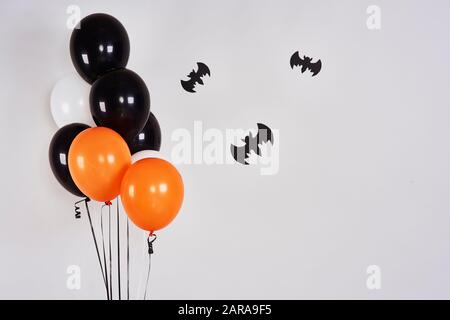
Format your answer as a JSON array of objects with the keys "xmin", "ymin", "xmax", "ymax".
[{"xmin": 1, "ymin": 0, "xmax": 450, "ymax": 299}]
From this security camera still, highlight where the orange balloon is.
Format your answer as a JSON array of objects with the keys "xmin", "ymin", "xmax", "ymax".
[
  {"xmin": 120, "ymin": 158, "xmax": 184, "ymax": 232},
  {"xmin": 68, "ymin": 127, "xmax": 131, "ymax": 202}
]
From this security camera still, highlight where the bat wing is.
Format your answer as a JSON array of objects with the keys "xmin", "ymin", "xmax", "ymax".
[
  {"xmin": 181, "ymin": 79, "xmax": 196, "ymax": 93},
  {"xmin": 230, "ymin": 144, "xmax": 249, "ymax": 165},
  {"xmin": 256, "ymin": 123, "xmax": 273, "ymax": 145},
  {"xmin": 290, "ymin": 51, "xmax": 304, "ymax": 69},
  {"xmin": 309, "ymin": 59, "xmax": 322, "ymax": 76},
  {"xmin": 196, "ymin": 62, "xmax": 211, "ymax": 77}
]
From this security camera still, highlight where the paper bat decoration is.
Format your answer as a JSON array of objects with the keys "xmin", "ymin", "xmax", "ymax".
[
  {"xmin": 181, "ymin": 62, "xmax": 211, "ymax": 93},
  {"xmin": 290, "ymin": 51, "xmax": 322, "ymax": 76},
  {"xmin": 230, "ymin": 123, "xmax": 273, "ymax": 165}
]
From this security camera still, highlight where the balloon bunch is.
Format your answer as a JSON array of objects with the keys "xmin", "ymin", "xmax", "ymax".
[{"xmin": 48, "ymin": 13, "xmax": 184, "ymax": 299}]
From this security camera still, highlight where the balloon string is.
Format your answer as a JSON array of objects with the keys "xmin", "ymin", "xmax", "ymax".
[
  {"xmin": 74, "ymin": 199, "xmax": 86, "ymax": 219},
  {"xmin": 84, "ymin": 198, "xmax": 108, "ymax": 299},
  {"xmin": 100, "ymin": 204, "xmax": 110, "ymax": 300},
  {"xmin": 108, "ymin": 203, "xmax": 113, "ymax": 299},
  {"xmin": 143, "ymin": 253, "xmax": 152, "ymax": 300},
  {"xmin": 116, "ymin": 198, "xmax": 121, "ymax": 300},
  {"xmin": 127, "ymin": 217, "xmax": 130, "ymax": 300},
  {"xmin": 144, "ymin": 233, "xmax": 156, "ymax": 300}
]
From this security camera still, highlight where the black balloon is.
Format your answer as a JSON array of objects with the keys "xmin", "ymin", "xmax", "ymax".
[
  {"xmin": 49, "ymin": 123, "xmax": 90, "ymax": 197},
  {"xmin": 70, "ymin": 13, "xmax": 130, "ymax": 84},
  {"xmin": 127, "ymin": 112, "xmax": 161, "ymax": 154},
  {"xmin": 90, "ymin": 69, "xmax": 150, "ymax": 140}
]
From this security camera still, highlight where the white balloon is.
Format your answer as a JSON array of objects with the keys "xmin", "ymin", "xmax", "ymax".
[
  {"xmin": 131, "ymin": 150, "xmax": 166, "ymax": 164},
  {"xmin": 50, "ymin": 73, "xmax": 95, "ymax": 128}
]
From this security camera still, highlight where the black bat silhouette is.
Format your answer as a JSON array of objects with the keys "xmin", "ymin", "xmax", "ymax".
[
  {"xmin": 230, "ymin": 123, "xmax": 273, "ymax": 165},
  {"xmin": 290, "ymin": 51, "xmax": 322, "ymax": 76},
  {"xmin": 181, "ymin": 62, "xmax": 211, "ymax": 93}
]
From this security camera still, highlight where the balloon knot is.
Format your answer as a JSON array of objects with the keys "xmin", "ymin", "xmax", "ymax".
[
  {"xmin": 105, "ymin": 201, "xmax": 112, "ymax": 206},
  {"xmin": 147, "ymin": 232, "xmax": 157, "ymax": 255}
]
